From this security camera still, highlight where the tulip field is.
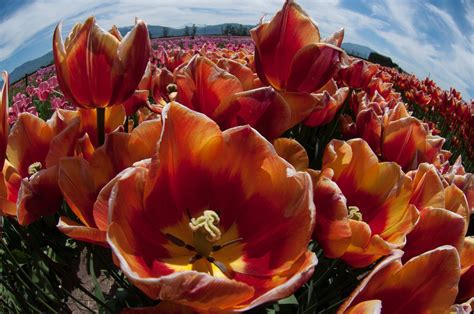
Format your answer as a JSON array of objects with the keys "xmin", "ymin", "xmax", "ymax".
[{"xmin": 1, "ymin": 0, "xmax": 473, "ymax": 313}]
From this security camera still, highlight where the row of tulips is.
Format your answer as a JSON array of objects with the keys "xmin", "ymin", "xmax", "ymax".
[
  {"xmin": 387, "ymin": 67, "xmax": 474, "ymax": 166},
  {"xmin": 9, "ymin": 65, "xmax": 74, "ymax": 124},
  {"xmin": 1, "ymin": 0, "xmax": 473, "ymax": 312}
]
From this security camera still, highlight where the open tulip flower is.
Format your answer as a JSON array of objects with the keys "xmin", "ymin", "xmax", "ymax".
[
  {"xmin": 53, "ymin": 16, "xmax": 150, "ymax": 109},
  {"xmin": 313, "ymin": 139, "xmax": 419, "ymax": 267},
  {"xmin": 338, "ymin": 246, "xmax": 461, "ymax": 314},
  {"xmin": 4, "ymin": 111, "xmax": 89, "ymax": 225},
  {"xmin": 106, "ymin": 102, "xmax": 316, "ymax": 311},
  {"xmin": 382, "ymin": 115, "xmax": 445, "ymax": 171},
  {"xmin": 303, "ymin": 79, "xmax": 349, "ymax": 127},
  {"xmin": 250, "ymin": 0, "xmax": 347, "ymax": 135},
  {"xmin": 56, "ymin": 119, "xmax": 162, "ymax": 245},
  {"xmin": 338, "ymin": 57, "xmax": 379, "ymax": 90}
]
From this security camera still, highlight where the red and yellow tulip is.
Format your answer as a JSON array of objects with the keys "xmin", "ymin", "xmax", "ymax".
[
  {"xmin": 251, "ymin": 0, "xmax": 344, "ymax": 94},
  {"xmin": 53, "ymin": 17, "xmax": 150, "ymax": 109},
  {"xmin": 106, "ymin": 102, "xmax": 316, "ymax": 311},
  {"xmin": 57, "ymin": 119, "xmax": 162, "ymax": 245},
  {"xmin": 313, "ymin": 139, "xmax": 418, "ymax": 267}
]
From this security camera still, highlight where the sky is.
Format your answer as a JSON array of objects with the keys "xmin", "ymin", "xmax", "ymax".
[{"xmin": 0, "ymin": 0, "xmax": 472, "ymax": 99}]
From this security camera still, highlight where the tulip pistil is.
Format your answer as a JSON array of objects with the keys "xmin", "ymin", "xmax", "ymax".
[
  {"xmin": 28, "ymin": 162, "xmax": 42, "ymax": 176},
  {"xmin": 348, "ymin": 206, "xmax": 363, "ymax": 221},
  {"xmin": 189, "ymin": 210, "xmax": 221, "ymax": 242}
]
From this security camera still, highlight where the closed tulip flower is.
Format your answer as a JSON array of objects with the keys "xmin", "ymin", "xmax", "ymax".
[{"xmin": 53, "ymin": 16, "xmax": 151, "ymax": 109}]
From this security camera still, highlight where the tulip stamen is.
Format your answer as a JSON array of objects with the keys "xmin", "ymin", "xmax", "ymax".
[
  {"xmin": 212, "ymin": 238, "xmax": 243, "ymax": 252},
  {"xmin": 207, "ymin": 256, "xmax": 233, "ymax": 278},
  {"xmin": 165, "ymin": 233, "xmax": 196, "ymax": 252},
  {"xmin": 189, "ymin": 254, "xmax": 203, "ymax": 264}
]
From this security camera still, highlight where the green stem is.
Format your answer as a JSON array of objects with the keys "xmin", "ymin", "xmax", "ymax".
[{"xmin": 97, "ymin": 107, "xmax": 105, "ymax": 146}]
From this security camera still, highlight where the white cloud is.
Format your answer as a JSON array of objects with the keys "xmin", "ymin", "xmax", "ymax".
[
  {"xmin": 365, "ymin": 0, "xmax": 473, "ymax": 99},
  {"xmin": 1, "ymin": 0, "xmax": 473, "ymax": 98},
  {"xmin": 0, "ymin": 0, "xmax": 109, "ymax": 60}
]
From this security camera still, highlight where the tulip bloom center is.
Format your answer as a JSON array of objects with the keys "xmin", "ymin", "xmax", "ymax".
[
  {"xmin": 189, "ymin": 210, "xmax": 222, "ymax": 257},
  {"xmin": 165, "ymin": 209, "xmax": 243, "ymax": 278}
]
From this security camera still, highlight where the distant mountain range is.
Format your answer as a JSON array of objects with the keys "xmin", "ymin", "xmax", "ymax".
[
  {"xmin": 341, "ymin": 42, "xmax": 375, "ymax": 59},
  {"xmin": 5, "ymin": 23, "xmax": 376, "ymax": 85}
]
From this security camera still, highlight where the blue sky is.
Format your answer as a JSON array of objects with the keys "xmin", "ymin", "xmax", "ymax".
[{"xmin": 0, "ymin": 0, "xmax": 472, "ymax": 99}]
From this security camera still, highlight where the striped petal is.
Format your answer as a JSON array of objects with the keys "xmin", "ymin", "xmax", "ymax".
[
  {"xmin": 251, "ymin": 0, "xmax": 321, "ymax": 90},
  {"xmin": 339, "ymin": 246, "xmax": 461, "ymax": 314},
  {"xmin": 273, "ymin": 138, "xmax": 309, "ymax": 171},
  {"xmin": 175, "ymin": 55, "xmax": 243, "ymax": 128},
  {"xmin": 402, "ymin": 208, "xmax": 465, "ymax": 262}
]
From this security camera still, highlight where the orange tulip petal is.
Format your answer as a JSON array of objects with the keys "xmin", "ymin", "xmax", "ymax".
[
  {"xmin": 216, "ymin": 58, "xmax": 255, "ymax": 90},
  {"xmin": 286, "ymin": 43, "xmax": 344, "ymax": 93},
  {"xmin": 339, "ymin": 59, "xmax": 378, "ymax": 90},
  {"xmin": 461, "ymin": 237, "xmax": 474, "ymax": 271},
  {"xmin": 273, "ymin": 138, "xmax": 309, "ymax": 171},
  {"xmin": 17, "ymin": 166, "xmax": 62, "ymax": 225},
  {"xmin": 355, "ymin": 107, "xmax": 382, "ymax": 154},
  {"xmin": 409, "ymin": 163, "xmax": 445, "ymax": 210},
  {"xmin": 54, "ymin": 18, "xmax": 94, "ymax": 107},
  {"xmin": 322, "ymin": 28, "xmax": 345, "ymax": 48},
  {"xmin": 251, "ymin": 0, "xmax": 320, "ymax": 90},
  {"xmin": 123, "ymin": 90, "xmax": 149, "ymax": 116},
  {"xmin": 458, "ymin": 266, "xmax": 474, "ymax": 303},
  {"xmin": 0, "ymin": 171, "xmax": 16, "ymax": 217},
  {"xmin": 340, "ymin": 246, "xmax": 460, "ymax": 314},
  {"xmin": 57, "ymin": 216, "xmax": 106, "ymax": 246},
  {"xmin": 127, "ymin": 119, "xmax": 163, "ymax": 163},
  {"xmin": 151, "ymin": 67, "xmax": 174, "ymax": 103},
  {"xmin": 235, "ymin": 251, "xmax": 317, "ymax": 311},
  {"xmin": 220, "ymin": 126, "xmax": 314, "ymax": 276},
  {"xmin": 45, "ymin": 117, "xmax": 81, "ymax": 168},
  {"xmin": 112, "ymin": 19, "xmax": 151, "ymax": 107},
  {"xmin": 344, "ymin": 300, "xmax": 382, "ymax": 314},
  {"xmin": 311, "ymin": 169, "xmax": 352, "ymax": 258},
  {"xmin": 6, "ymin": 113, "xmax": 54, "ymax": 177},
  {"xmin": 402, "ymin": 208, "xmax": 465, "ymax": 262},
  {"xmin": 304, "ymin": 87, "xmax": 349, "ymax": 127},
  {"xmin": 87, "ymin": 22, "xmax": 120, "ymax": 107},
  {"xmin": 175, "ymin": 56, "xmax": 243, "ymax": 127},
  {"xmin": 58, "ymin": 157, "xmax": 97, "ymax": 227},
  {"xmin": 341, "ymin": 220, "xmax": 393, "ymax": 267},
  {"xmin": 444, "ymin": 184, "xmax": 470, "ymax": 232},
  {"xmin": 278, "ymin": 91, "xmax": 323, "ymax": 129},
  {"xmin": 231, "ymin": 87, "xmax": 291, "ymax": 139},
  {"xmin": 383, "ymin": 117, "xmax": 444, "ymax": 171}
]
